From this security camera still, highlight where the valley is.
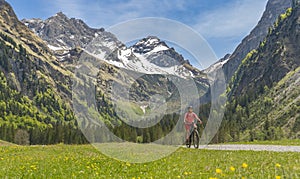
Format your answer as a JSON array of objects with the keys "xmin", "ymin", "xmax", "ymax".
[{"xmin": 0, "ymin": 0, "xmax": 299, "ymax": 177}]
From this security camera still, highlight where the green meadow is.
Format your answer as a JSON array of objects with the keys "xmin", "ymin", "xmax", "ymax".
[{"xmin": 1, "ymin": 143, "xmax": 300, "ymax": 178}]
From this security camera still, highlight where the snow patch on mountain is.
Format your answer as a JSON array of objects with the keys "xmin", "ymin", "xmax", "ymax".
[
  {"xmin": 204, "ymin": 54, "xmax": 230, "ymax": 74},
  {"xmin": 47, "ymin": 44, "xmax": 64, "ymax": 51},
  {"xmin": 150, "ymin": 45, "xmax": 169, "ymax": 53},
  {"xmin": 23, "ymin": 14, "xmax": 201, "ymax": 79},
  {"xmin": 92, "ymin": 36, "xmax": 195, "ymax": 78}
]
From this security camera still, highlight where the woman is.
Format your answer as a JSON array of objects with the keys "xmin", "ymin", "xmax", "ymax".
[{"xmin": 184, "ymin": 106, "xmax": 202, "ymax": 144}]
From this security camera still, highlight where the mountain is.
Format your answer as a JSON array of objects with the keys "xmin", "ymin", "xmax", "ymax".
[
  {"xmin": 211, "ymin": 0, "xmax": 293, "ymax": 81},
  {"xmin": 22, "ymin": 13, "xmax": 124, "ymax": 71},
  {"xmin": 203, "ymin": 0, "xmax": 294, "ymax": 112},
  {"xmin": 2, "ymin": 0, "xmax": 298, "ymax": 145},
  {"xmin": 0, "ymin": 0, "xmax": 88, "ymax": 144},
  {"xmin": 76, "ymin": 37, "xmax": 209, "ymax": 127},
  {"xmin": 203, "ymin": 53, "xmax": 230, "ymax": 74},
  {"xmin": 0, "ymin": 0, "xmax": 53, "ymax": 60},
  {"xmin": 215, "ymin": 5, "xmax": 300, "ymax": 142},
  {"xmin": 22, "ymin": 12, "xmax": 106, "ymax": 50},
  {"xmin": 24, "ymin": 12, "xmax": 209, "ymax": 124},
  {"xmin": 15, "ymin": 3, "xmax": 209, "ymax": 144},
  {"xmin": 130, "ymin": 36, "xmax": 186, "ymax": 67},
  {"xmin": 0, "ymin": 0, "xmax": 72, "ymax": 97},
  {"xmin": 229, "ymin": 7, "xmax": 299, "ymax": 97},
  {"xmin": 24, "ymin": 14, "xmax": 204, "ymax": 79},
  {"xmin": 24, "ymin": 11, "xmax": 208, "ymax": 102},
  {"xmin": 97, "ymin": 36, "xmax": 204, "ymax": 78}
]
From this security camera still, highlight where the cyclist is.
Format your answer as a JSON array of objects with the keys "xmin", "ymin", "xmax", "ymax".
[{"xmin": 184, "ymin": 106, "xmax": 202, "ymax": 144}]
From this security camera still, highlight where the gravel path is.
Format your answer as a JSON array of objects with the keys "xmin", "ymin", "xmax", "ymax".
[{"xmin": 197, "ymin": 144, "xmax": 300, "ymax": 152}]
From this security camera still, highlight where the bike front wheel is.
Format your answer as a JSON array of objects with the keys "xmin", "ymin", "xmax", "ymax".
[{"xmin": 193, "ymin": 130, "xmax": 199, "ymax": 149}]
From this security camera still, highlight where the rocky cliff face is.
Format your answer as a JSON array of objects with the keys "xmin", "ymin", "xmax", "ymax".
[
  {"xmin": 22, "ymin": 12, "xmax": 106, "ymax": 50},
  {"xmin": 0, "ymin": 0, "xmax": 88, "ymax": 144},
  {"xmin": 24, "ymin": 15, "xmax": 205, "ymax": 79},
  {"xmin": 223, "ymin": 5, "xmax": 300, "ymax": 140},
  {"xmin": 104, "ymin": 36, "xmax": 203, "ymax": 78},
  {"xmin": 130, "ymin": 36, "xmax": 187, "ymax": 67},
  {"xmin": 221, "ymin": 0, "xmax": 293, "ymax": 81},
  {"xmin": 0, "ymin": 0, "xmax": 71, "ymax": 97},
  {"xmin": 229, "ymin": 7, "xmax": 299, "ymax": 97}
]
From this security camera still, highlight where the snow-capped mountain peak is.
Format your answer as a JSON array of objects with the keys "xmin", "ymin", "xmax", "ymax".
[
  {"xmin": 22, "ymin": 12, "xmax": 106, "ymax": 51},
  {"xmin": 94, "ymin": 35, "xmax": 200, "ymax": 78},
  {"xmin": 132, "ymin": 36, "xmax": 169, "ymax": 54},
  {"xmin": 23, "ymin": 14, "xmax": 203, "ymax": 79}
]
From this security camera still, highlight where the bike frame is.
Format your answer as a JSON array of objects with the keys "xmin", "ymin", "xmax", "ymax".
[
  {"xmin": 186, "ymin": 120, "xmax": 200, "ymax": 148},
  {"xmin": 188, "ymin": 121, "xmax": 198, "ymax": 136}
]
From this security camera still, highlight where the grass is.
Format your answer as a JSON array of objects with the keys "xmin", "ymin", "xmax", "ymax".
[
  {"xmin": 116, "ymin": 101, "xmax": 144, "ymax": 119},
  {"xmin": 1, "ymin": 144, "xmax": 300, "ymax": 178},
  {"xmin": 225, "ymin": 139, "xmax": 300, "ymax": 146},
  {"xmin": 93, "ymin": 143, "xmax": 178, "ymax": 163}
]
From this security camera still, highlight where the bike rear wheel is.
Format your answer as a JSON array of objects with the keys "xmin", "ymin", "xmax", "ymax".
[{"xmin": 186, "ymin": 135, "xmax": 192, "ymax": 148}]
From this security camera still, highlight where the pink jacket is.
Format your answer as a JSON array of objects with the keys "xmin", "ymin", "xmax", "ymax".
[{"xmin": 184, "ymin": 112, "xmax": 199, "ymax": 124}]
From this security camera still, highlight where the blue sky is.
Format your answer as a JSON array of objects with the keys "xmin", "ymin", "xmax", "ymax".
[{"xmin": 7, "ymin": 0, "xmax": 268, "ymax": 67}]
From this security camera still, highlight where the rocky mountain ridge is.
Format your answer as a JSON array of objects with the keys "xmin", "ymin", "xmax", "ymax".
[
  {"xmin": 24, "ymin": 14, "xmax": 203, "ymax": 79},
  {"xmin": 208, "ymin": 0, "xmax": 293, "ymax": 81}
]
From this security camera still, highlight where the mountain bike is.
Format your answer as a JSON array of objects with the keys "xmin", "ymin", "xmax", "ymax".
[{"xmin": 186, "ymin": 122, "xmax": 200, "ymax": 149}]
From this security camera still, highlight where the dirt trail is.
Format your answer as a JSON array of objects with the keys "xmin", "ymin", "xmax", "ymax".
[{"xmin": 199, "ymin": 144, "xmax": 300, "ymax": 152}]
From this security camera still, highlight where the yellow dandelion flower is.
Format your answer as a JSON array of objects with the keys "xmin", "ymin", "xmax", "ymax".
[
  {"xmin": 209, "ymin": 177, "xmax": 218, "ymax": 179},
  {"xmin": 126, "ymin": 162, "xmax": 131, "ymax": 167},
  {"xmin": 188, "ymin": 172, "xmax": 192, "ymax": 175},
  {"xmin": 216, "ymin": 168, "xmax": 222, "ymax": 174},
  {"xmin": 184, "ymin": 171, "xmax": 188, "ymax": 175},
  {"xmin": 230, "ymin": 166, "xmax": 235, "ymax": 172},
  {"xmin": 275, "ymin": 176, "xmax": 281, "ymax": 179},
  {"xmin": 242, "ymin": 163, "xmax": 248, "ymax": 168},
  {"xmin": 275, "ymin": 163, "xmax": 281, "ymax": 168},
  {"xmin": 177, "ymin": 175, "xmax": 181, "ymax": 178},
  {"xmin": 241, "ymin": 177, "xmax": 245, "ymax": 179}
]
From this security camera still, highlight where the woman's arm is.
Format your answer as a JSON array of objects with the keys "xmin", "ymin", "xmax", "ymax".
[{"xmin": 194, "ymin": 113, "xmax": 202, "ymax": 124}]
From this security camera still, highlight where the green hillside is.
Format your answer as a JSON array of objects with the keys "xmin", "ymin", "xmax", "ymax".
[
  {"xmin": 214, "ymin": 5, "xmax": 300, "ymax": 142},
  {"xmin": 0, "ymin": 1, "xmax": 86, "ymax": 144}
]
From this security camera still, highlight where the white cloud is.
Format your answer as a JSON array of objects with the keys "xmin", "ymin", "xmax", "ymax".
[{"xmin": 194, "ymin": 0, "xmax": 268, "ymax": 38}]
